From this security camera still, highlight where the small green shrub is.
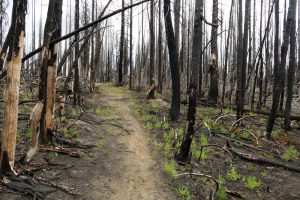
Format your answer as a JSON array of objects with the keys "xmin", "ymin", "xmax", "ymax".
[
  {"xmin": 178, "ymin": 186, "xmax": 191, "ymax": 200},
  {"xmin": 281, "ymin": 146, "xmax": 299, "ymax": 162},
  {"xmin": 61, "ymin": 127, "xmax": 78, "ymax": 139},
  {"xmin": 163, "ymin": 160, "xmax": 177, "ymax": 178},
  {"xmin": 95, "ymin": 107, "xmax": 105, "ymax": 116},
  {"xmin": 227, "ymin": 165, "xmax": 240, "ymax": 181},
  {"xmin": 70, "ymin": 108, "xmax": 81, "ymax": 117},
  {"xmin": 152, "ymin": 138, "xmax": 163, "ymax": 150},
  {"xmin": 26, "ymin": 126, "xmax": 33, "ymax": 140},
  {"xmin": 48, "ymin": 151, "xmax": 57, "ymax": 158},
  {"xmin": 271, "ymin": 130, "xmax": 281, "ymax": 139},
  {"xmin": 161, "ymin": 121, "xmax": 170, "ymax": 129},
  {"xmin": 241, "ymin": 131, "xmax": 250, "ymax": 139},
  {"xmin": 244, "ymin": 176, "xmax": 262, "ymax": 190},
  {"xmin": 60, "ymin": 116, "xmax": 67, "ymax": 123},
  {"xmin": 200, "ymin": 134, "xmax": 209, "ymax": 146},
  {"xmin": 216, "ymin": 175, "xmax": 228, "ymax": 200},
  {"xmin": 95, "ymin": 139, "xmax": 105, "ymax": 148},
  {"xmin": 260, "ymin": 170, "xmax": 268, "ymax": 177},
  {"xmin": 146, "ymin": 122, "xmax": 154, "ymax": 130}
]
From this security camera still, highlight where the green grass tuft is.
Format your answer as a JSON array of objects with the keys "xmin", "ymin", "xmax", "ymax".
[
  {"xmin": 178, "ymin": 186, "xmax": 191, "ymax": 200},
  {"xmin": 163, "ymin": 160, "xmax": 177, "ymax": 178},
  {"xmin": 281, "ymin": 146, "xmax": 299, "ymax": 162},
  {"xmin": 227, "ymin": 165, "xmax": 241, "ymax": 181},
  {"xmin": 244, "ymin": 176, "xmax": 262, "ymax": 190}
]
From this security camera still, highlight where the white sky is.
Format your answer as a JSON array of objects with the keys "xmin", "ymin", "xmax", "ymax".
[{"xmin": 5, "ymin": 0, "xmax": 289, "ymax": 60}]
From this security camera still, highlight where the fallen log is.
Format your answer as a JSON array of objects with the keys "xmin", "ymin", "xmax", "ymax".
[
  {"xmin": 226, "ymin": 142, "xmax": 300, "ymax": 173},
  {"xmin": 198, "ymin": 99, "xmax": 300, "ymax": 121},
  {"xmin": 40, "ymin": 147, "xmax": 80, "ymax": 158}
]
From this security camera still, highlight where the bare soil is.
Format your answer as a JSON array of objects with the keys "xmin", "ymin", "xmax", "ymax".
[{"xmin": 0, "ymin": 84, "xmax": 177, "ymax": 200}]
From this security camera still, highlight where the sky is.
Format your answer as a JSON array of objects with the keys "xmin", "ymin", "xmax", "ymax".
[{"xmin": 4, "ymin": 0, "xmax": 289, "ymax": 60}]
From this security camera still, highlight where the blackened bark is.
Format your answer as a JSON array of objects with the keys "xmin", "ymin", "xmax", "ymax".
[
  {"xmin": 158, "ymin": 0, "xmax": 163, "ymax": 93},
  {"xmin": 73, "ymin": 0, "xmax": 80, "ymax": 106},
  {"xmin": 175, "ymin": 0, "xmax": 202, "ymax": 162},
  {"xmin": 238, "ymin": 0, "xmax": 250, "ymax": 119},
  {"xmin": 149, "ymin": 0, "xmax": 155, "ymax": 88},
  {"xmin": 38, "ymin": 0, "xmax": 56, "ymax": 101},
  {"xmin": 284, "ymin": 0, "xmax": 297, "ymax": 129},
  {"xmin": 222, "ymin": 0, "xmax": 234, "ymax": 104},
  {"xmin": 266, "ymin": 0, "xmax": 293, "ymax": 137},
  {"xmin": 208, "ymin": 0, "xmax": 219, "ymax": 103},
  {"xmin": 236, "ymin": 0, "xmax": 243, "ymax": 118},
  {"xmin": 164, "ymin": 0, "xmax": 181, "ymax": 121},
  {"xmin": 257, "ymin": 0, "xmax": 264, "ymax": 110},
  {"xmin": 39, "ymin": 0, "xmax": 63, "ymax": 143},
  {"xmin": 198, "ymin": 0, "xmax": 204, "ymax": 97},
  {"xmin": 129, "ymin": 0, "xmax": 133, "ymax": 90},
  {"xmin": 118, "ymin": 0, "xmax": 125, "ymax": 86},
  {"xmin": 38, "ymin": 0, "xmax": 56, "ymax": 144}
]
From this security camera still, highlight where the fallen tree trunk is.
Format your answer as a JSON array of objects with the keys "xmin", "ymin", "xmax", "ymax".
[
  {"xmin": 226, "ymin": 142, "xmax": 300, "ymax": 173},
  {"xmin": 198, "ymin": 99, "xmax": 300, "ymax": 121}
]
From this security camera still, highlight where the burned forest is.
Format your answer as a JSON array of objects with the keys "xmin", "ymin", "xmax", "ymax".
[{"xmin": 1, "ymin": 0, "xmax": 300, "ymax": 199}]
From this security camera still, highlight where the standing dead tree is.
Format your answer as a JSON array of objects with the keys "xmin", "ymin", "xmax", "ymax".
[
  {"xmin": 175, "ymin": 0, "xmax": 217, "ymax": 162},
  {"xmin": 0, "ymin": 0, "xmax": 27, "ymax": 176},
  {"xmin": 266, "ymin": 0, "xmax": 295, "ymax": 137},
  {"xmin": 164, "ymin": 0, "xmax": 181, "ymax": 121}
]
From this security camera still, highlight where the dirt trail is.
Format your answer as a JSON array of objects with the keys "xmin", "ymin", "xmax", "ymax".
[{"xmin": 88, "ymin": 88, "xmax": 176, "ymax": 200}]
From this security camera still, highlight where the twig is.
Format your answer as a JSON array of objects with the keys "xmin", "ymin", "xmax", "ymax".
[
  {"xmin": 40, "ymin": 147, "xmax": 80, "ymax": 158},
  {"xmin": 214, "ymin": 114, "xmax": 237, "ymax": 126},
  {"xmin": 233, "ymin": 129, "xmax": 259, "ymax": 145},
  {"xmin": 230, "ymin": 116, "xmax": 255, "ymax": 129},
  {"xmin": 34, "ymin": 176, "xmax": 80, "ymax": 196}
]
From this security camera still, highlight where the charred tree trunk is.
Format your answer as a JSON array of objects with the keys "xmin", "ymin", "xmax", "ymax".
[
  {"xmin": 129, "ymin": 0, "xmax": 133, "ymax": 90},
  {"xmin": 266, "ymin": 0, "xmax": 293, "ymax": 137},
  {"xmin": 118, "ymin": 0, "xmax": 125, "ymax": 86},
  {"xmin": 164, "ymin": 0, "xmax": 181, "ymax": 121},
  {"xmin": 208, "ymin": 0, "xmax": 219, "ymax": 103},
  {"xmin": 198, "ymin": 0, "xmax": 204, "ymax": 97},
  {"xmin": 237, "ymin": 0, "xmax": 250, "ymax": 119},
  {"xmin": 149, "ymin": 0, "xmax": 155, "ymax": 89},
  {"xmin": 236, "ymin": 0, "xmax": 243, "ymax": 119},
  {"xmin": 0, "ymin": 0, "xmax": 26, "ymax": 173},
  {"xmin": 43, "ymin": 0, "xmax": 63, "ymax": 143},
  {"xmin": 175, "ymin": 0, "xmax": 203, "ymax": 162},
  {"xmin": 73, "ymin": 0, "xmax": 80, "ymax": 106},
  {"xmin": 284, "ymin": 0, "xmax": 297, "ymax": 129},
  {"xmin": 38, "ymin": 0, "xmax": 56, "ymax": 144},
  {"xmin": 158, "ymin": 0, "xmax": 163, "ymax": 93},
  {"xmin": 222, "ymin": 0, "xmax": 234, "ymax": 104}
]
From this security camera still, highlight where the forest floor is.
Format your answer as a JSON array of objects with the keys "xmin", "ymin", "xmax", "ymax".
[{"xmin": 1, "ymin": 83, "xmax": 300, "ymax": 200}]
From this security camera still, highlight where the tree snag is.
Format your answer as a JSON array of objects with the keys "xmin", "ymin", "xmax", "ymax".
[
  {"xmin": 0, "ymin": 0, "xmax": 27, "ymax": 173},
  {"xmin": 164, "ymin": 0, "xmax": 181, "ymax": 121}
]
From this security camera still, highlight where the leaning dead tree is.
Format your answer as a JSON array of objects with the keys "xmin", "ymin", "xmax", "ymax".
[{"xmin": 0, "ymin": 0, "xmax": 27, "ymax": 176}]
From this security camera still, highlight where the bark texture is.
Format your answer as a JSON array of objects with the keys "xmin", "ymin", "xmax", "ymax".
[{"xmin": 0, "ymin": 0, "xmax": 27, "ymax": 171}]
